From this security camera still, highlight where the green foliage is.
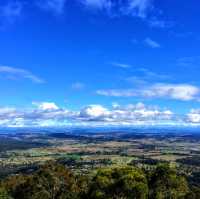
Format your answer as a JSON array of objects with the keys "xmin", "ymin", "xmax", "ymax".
[
  {"xmin": 0, "ymin": 162, "xmax": 194, "ymax": 199},
  {"xmin": 88, "ymin": 166, "xmax": 148, "ymax": 199},
  {"xmin": 148, "ymin": 164, "xmax": 189, "ymax": 199},
  {"xmin": 3, "ymin": 162, "xmax": 80, "ymax": 199},
  {"xmin": 0, "ymin": 187, "xmax": 12, "ymax": 199}
]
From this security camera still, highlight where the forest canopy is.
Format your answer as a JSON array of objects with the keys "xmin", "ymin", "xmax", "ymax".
[{"xmin": 0, "ymin": 162, "xmax": 198, "ymax": 199}]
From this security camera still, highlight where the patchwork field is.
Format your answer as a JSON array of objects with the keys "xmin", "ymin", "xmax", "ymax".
[{"xmin": 1, "ymin": 128, "xmax": 200, "ymax": 177}]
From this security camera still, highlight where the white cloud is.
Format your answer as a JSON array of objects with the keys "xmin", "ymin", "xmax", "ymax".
[
  {"xmin": 97, "ymin": 84, "xmax": 200, "ymax": 101},
  {"xmin": 111, "ymin": 62, "xmax": 132, "ymax": 69},
  {"xmin": 97, "ymin": 89, "xmax": 136, "ymax": 97},
  {"xmin": 144, "ymin": 37, "xmax": 161, "ymax": 48},
  {"xmin": 0, "ymin": 107, "xmax": 20, "ymax": 119},
  {"xmin": 125, "ymin": 0, "xmax": 153, "ymax": 18},
  {"xmin": 142, "ymin": 84, "xmax": 200, "ymax": 101},
  {"xmin": 0, "ymin": 66, "xmax": 45, "ymax": 83},
  {"xmin": 106, "ymin": 103, "xmax": 173, "ymax": 122},
  {"xmin": 37, "ymin": 0, "xmax": 67, "ymax": 14},
  {"xmin": 71, "ymin": 82, "xmax": 85, "ymax": 90},
  {"xmin": 0, "ymin": 102, "xmax": 177, "ymax": 127},
  {"xmin": 33, "ymin": 102, "xmax": 59, "ymax": 110},
  {"xmin": 1, "ymin": 102, "xmax": 200, "ymax": 127},
  {"xmin": 79, "ymin": 104, "xmax": 110, "ymax": 120},
  {"xmin": 187, "ymin": 109, "xmax": 200, "ymax": 123}
]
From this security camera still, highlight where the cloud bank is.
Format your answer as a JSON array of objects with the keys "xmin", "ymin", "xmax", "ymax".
[{"xmin": 0, "ymin": 102, "xmax": 199, "ymax": 127}]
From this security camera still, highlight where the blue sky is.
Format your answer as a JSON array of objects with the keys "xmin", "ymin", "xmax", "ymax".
[{"xmin": 0, "ymin": 0, "xmax": 200, "ymax": 127}]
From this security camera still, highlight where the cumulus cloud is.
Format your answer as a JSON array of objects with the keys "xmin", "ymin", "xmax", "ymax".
[
  {"xmin": 187, "ymin": 109, "xmax": 200, "ymax": 123},
  {"xmin": 144, "ymin": 37, "xmax": 161, "ymax": 48},
  {"xmin": 0, "ymin": 102, "xmax": 181, "ymax": 127},
  {"xmin": 97, "ymin": 103, "xmax": 174, "ymax": 123},
  {"xmin": 0, "ymin": 66, "xmax": 45, "ymax": 83},
  {"xmin": 1, "ymin": 101, "xmax": 200, "ymax": 127},
  {"xmin": 0, "ymin": 102, "xmax": 75, "ymax": 127},
  {"xmin": 97, "ymin": 84, "xmax": 200, "ymax": 101},
  {"xmin": 33, "ymin": 102, "xmax": 59, "ymax": 110},
  {"xmin": 79, "ymin": 105, "xmax": 110, "ymax": 121}
]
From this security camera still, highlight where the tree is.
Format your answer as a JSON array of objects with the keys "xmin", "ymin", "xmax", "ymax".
[
  {"xmin": 4, "ymin": 162, "xmax": 80, "ymax": 199},
  {"xmin": 0, "ymin": 187, "xmax": 12, "ymax": 199},
  {"xmin": 87, "ymin": 166, "xmax": 148, "ymax": 199},
  {"xmin": 148, "ymin": 164, "xmax": 189, "ymax": 199},
  {"xmin": 185, "ymin": 186, "xmax": 200, "ymax": 199}
]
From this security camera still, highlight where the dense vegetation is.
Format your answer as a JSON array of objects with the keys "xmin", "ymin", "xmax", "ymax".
[{"xmin": 0, "ymin": 162, "xmax": 200, "ymax": 199}]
